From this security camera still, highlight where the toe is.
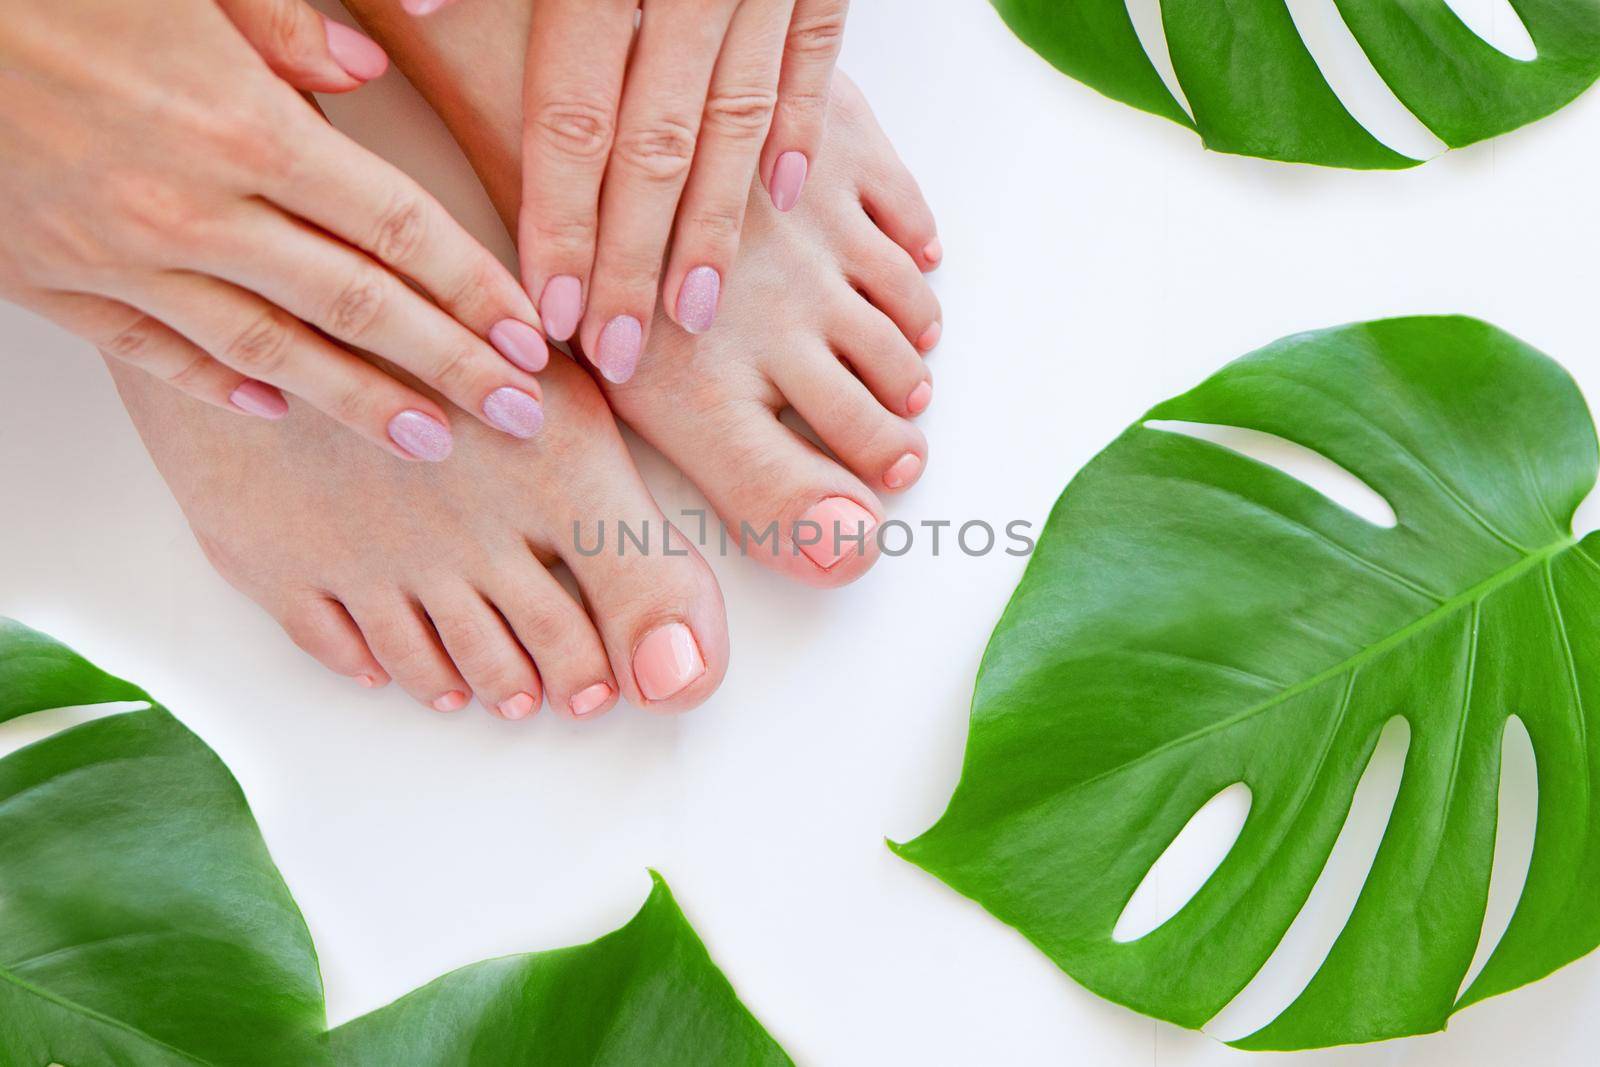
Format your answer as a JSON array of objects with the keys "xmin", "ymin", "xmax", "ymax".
[
  {"xmin": 773, "ymin": 347, "xmax": 929, "ymax": 496},
  {"xmin": 278, "ymin": 594, "xmax": 390, "ymax": 688},
  {"xmin": 349, "ymin": 594, "xmax": 472, "ymax": 712},
  {"xmin": 857, "ymin": 143, "xmax": 941, "ymax": 273},
  {"xmin": 845, "ymin": 225, "xmax": 943, "ymax": 352},
  {"xmin": 484, "ymin": 556, "xmax": 619, "ymax": 720},
  {"xmin": 829, "ymin": 290, "xmax": 933, "ymax": 418},
  {"xmin": 420, "ymin": 583, "xmax": 544, "ymax": 721}
]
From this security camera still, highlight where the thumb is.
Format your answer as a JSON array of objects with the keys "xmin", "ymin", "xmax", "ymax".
[{"xmin": 215, "ymin": 0, "xmax": 389, "ymax": 93}]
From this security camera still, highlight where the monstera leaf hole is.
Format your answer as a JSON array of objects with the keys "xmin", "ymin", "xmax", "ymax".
[
  {"xmin": 1442, "ymin": 0, "xmax": 1537, "ymax": 60},
  {"xmin": 1459, "ymin": 715, "xmax": 1539, "ymax": 997},
  {"xmin": 0, "ymin": 700, "xmax": 147, "ymax": 760},
  {"xmin": 1145, "ymin": 420, "xmax": 1399, "ymax": 528},
  {"xmin": 1113, "ymin": 783, "xmax": 1252, "ymax": 943}
]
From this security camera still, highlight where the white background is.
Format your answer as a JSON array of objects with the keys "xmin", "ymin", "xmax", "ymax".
[{"xmin": 4, "ymin": 0, "xmax": 1600, "ymax": 1063}]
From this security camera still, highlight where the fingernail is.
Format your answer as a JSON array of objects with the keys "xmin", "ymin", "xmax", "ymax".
[
  {"xmin": 539, "ymin": 275, "xmax": 583, "ymax": 342},
  {"xmin": 489, "ymin": 319, "xmax": 548, "ymax": 373},
  {"xmin": 483, "ymin": 387, "xmax": 544, "ymax": 439},
  {"xmin": 906, "ymin": 380, "xmax": 933, "ymax": 415},
  {"xmin": 387, "ymin": 410, "xmax": 453, "ymax": 462},
  {"xmin": 323, "ymin": 20, "xmax": 389, "ymax": 81},
  {"xmin": 675, "ymin": 266, "xmax": 721, "ymax": 334},
  {"xmin": 916, "ymin": 322, "xmax": 942, "ymax": 353},
  {"xmin": 569, "ymin": 681, "xmax": 613, "ymax": 718},
  {"xmin": 770, "ymin": 151, "xmax": 808, "ymax": 212},
  {"xmin": 402, "ymin": 0, "xmax": 449, "ymax": 15},
  {"xmin": 432, "ymin": 690, "xmax": 468, "ymax": 712},
  {"xmin": 798, "ymin": 497, "xmax": 877, "ymax": 569},
  {"xmin": 923, "ymin": 237, "xmax": 943, "ymax": 269},
  {"xmin": 228, "ymin": 379, "xmax": 288, "ymax": 420},
  {"xmin": 884, "ymin": 452, "xmax": 923, "ymax": 490},
  {"xmin": 497, "ymin": 692, "xmax": 536, "ymax": 720},
  {"xmin": 633, "ymin": 623, "xmax": 705, "ymax": 702},
  {"xmin": 597, "ymin": 315, "xmax": 642, "ymax": 383}
]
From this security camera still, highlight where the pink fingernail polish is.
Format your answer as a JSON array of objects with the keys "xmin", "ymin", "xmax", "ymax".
[
  {"xmin": 916, "ymin": 322, "xmax": 942, "ymax": 353},
  {"xmin": 489, "ymin": 319, "xmax": 548, "ymax": 373},
  {"xmin": 923, "ymin": 237, "xmax": 943, "ymax": 268},
  {"xmin": 483, "ymin": 387, "xmax": 544, "ymax": 439},
  {"xmin": 675, "ymin": 266, "xmax": 720, "ymax": 334},
  {"xmin": 432, "ymin": 690, "xmax": 468, "ymax": 712},
  {"xmin": 633, "ymin": 624, "xmax": 705, "ymax": 702},
  {"xmin": 388, "ymin": 410, "xmax": 453, "ymax": 461},
  {"xmin": 798, "ymin": 497, "xmax": 877, "ymax": 569},
  {"xmin": 884, "ymin": 452, "xmax": 923, "ymax": 490},
  {"xmin": 539, "ymin": 276, "xmax": 583, "ymax": 342},
  {"xmin": 770, "ymin": 151, "xmax": 808, "ymax": 212},
  {"xmin": 228, "ymin": 379, "xmax": 288, "ymax": 420},
  {"xmin": 497, "ymin": 691, "xmax": 536, "ymax": 720},
  {"xmin": 597, "ymin": 315, "xmax": 642, "ymax": 383},
  {"xmin": 323, "ymin": 20, "xmax": 389, "ymax": 81},
  {"xmin": 906, "ymin": 380, "xmax": 933, "ymax": 415},
  {"xmin": 569, "ymin": 682, "xmax": 613, "ymax": 718}
]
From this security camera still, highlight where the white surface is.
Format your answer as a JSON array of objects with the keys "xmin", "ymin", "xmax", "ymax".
[{"xmin": 5, "ymin": 1, "xmax": 1600, "ymax": 1063}]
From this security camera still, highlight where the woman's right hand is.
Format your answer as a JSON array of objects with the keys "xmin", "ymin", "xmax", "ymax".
[{"xmin": 0, "ymin": 0, "xmax": 553, "ymax": 461}]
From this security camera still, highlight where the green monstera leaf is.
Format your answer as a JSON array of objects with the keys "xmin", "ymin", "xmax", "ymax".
[
  {"xmin": 0, "ymin": 620, "xmax": 789, "ymax": 1065},
  {"xmin": 894, "ymin": 317, "xmax": 1600, "ymax": 1048},
  {"xmin": 992, "ymin": 0, "xmax": 1600, "ymax": 168}
]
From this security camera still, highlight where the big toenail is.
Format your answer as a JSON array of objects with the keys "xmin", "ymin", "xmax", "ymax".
[
  {"xmin": 597, "ymin": 315, "xmax": 643, "ymax": 383},
  {"xmin": 676, "ymin": 266, "xmax": 721, "ymax": 334},
  {"xmin": 923, "ymin": 237, "xmax": 943, "ymax": 268},
  {"xmin": 497, "ymin": 692, "xmax": 536, "ymax": 720},
  {"xmin": 570, "ymin": 682, "xmax": 614, "ymax": 718},
  {"xmin": 798, "ymin": 497, "xmax": 877, "ymax": 569},
  {"xmin": 432, "ymin": 691, "xmax": 468, "ymax": 712},
  {"xmin": 483, "ymin": 387, "xmax": 545, "ymax": 439},
  {"xmin": 229, "ymin": 379, "xmax": 288, "ymax": 420},
  {"xmin": 388, "ymin": 410, "xmax": 454, "ymax": 462},
  {"xmin": 884, "ymin": 452, "xmax": 923, "ymax": 490},
  {"xmin": 633, "ymin": 624, "xmax": 706, "ymax": 702},
  {"xmin": 488, "ymin": 319, "xmax": 549, "ymax": 373},
  {"xmin": 916, "ymin": 322, "xmax": 942, "ymax": 353},
  {"xmin": 539, "ymin": 276, "xmax": 583, "ymax": 342},
  {"xmin": 907, "ymin": 380, "xmax": 933, "ymax": 415}
]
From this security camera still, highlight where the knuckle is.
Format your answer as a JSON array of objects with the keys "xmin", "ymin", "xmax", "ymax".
[
  {"xmin": 684, "ymin": 203, "xmax": 743, "ymax": 247},
  {"xmin": 514, "ymin": 603, "xmax": 575, "ymax": 651},
  {"xmin": 614, "ymin": 118, "xmax": 698, "ymax": 183},
  {"xmin": 225, "ymin": 308, "xmax": 296, "ymax": 374},
  {"xmin": 443, "ymin": 254, "xmax": 502, "ymax": 320},
  {"xmin": 787, "ymin": 10, "xmax": 847, "ymax": 59},
  {"xmin": 164, "ymin": 352, "xmax": 215, "ymax": 392},
  {"xmin": 262, "ymin": 0, "xmax": 320, "ymax": 63},
  {"xmin": 325, "ymin": 272, "xmax": 387, "ymax": 338},
  {"xmin": 328, "ymin": 382, "xmax": 375, "ymax": 427},
  {"xmin": 702, "ymin": 87, "xmax": 777, "ymax": 138},
  {"xmin": 777, "ymin": 84, "xmax": 830, "ymax": 126},
  {"xmin": 103, "ymin": 315, "xmax": 158, "ymax": 362},
  {"xmin": 371, "ymin": 192, "xmax": 429, "ymax": 264},
  {"xmin": 430, "ymin": 342, "xmax": 483, "ymax": 393},
  {"xmin": 531, "ymin": 97, "xmax": 616, "ymax": 164}
]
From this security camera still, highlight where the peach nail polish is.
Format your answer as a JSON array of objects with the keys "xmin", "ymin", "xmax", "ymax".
[
  {"xmin": 906, "ymin": 380, "xmax": 933, "ymax": 415},
  {"xmin": 539, "ymin": 275, "xmax": 583, "ymax": 342},
  {"xmin": 597, "ymin": 315, "xmax": 642, "ymax": 383},
  {"xmin": 633, "ymin": 624, "xmax": 705, "ymax": 702},
  {"xmin": 356, "ymin": 673, "xmax": 379, "ymax": 688},
  {"xmin": 923, "ymin": 237, "xmax": 943, "ymax": 269},
  {"xmin": 432, "ymin": 691, "xmax": 468, "ymax": 712},
  {"xmin": 770, "ymin": 151, "xmax": 808, "ymax": 212},
  {"xmin": 916, "ymin": 322, "xmax": 942, "ymax": 353},
  {"xmin": 489, "ymin": 319, "xmax": 548, "ymax": 373},
  {"xmin": 388, "ymin": 410, "xmax": 453, "ymax": 461},
  {"xmin": 884, "ymin": 452, "xmax": 923, "ymax": 490},
  {"xmin": 676, "ymin": 266, "xmax": 720, "ymax": 334},
  {"xmin": 498, "ymin": 692, "xmax": 536, "ymax": 720},
  {"xmin": 798, "ymin": 497, "xmax": 877, "ymax": 569},
  {"xmin": 569, "ymin": 682, "xmax": 613, "ymax": 718},
  {"xmin": 323, "ymin": 20, "xmax": 388, "ymax": 81},
  {"xmin": 402, "ymin": 0, "xmax": 448, "ymax": 15},
  {"xmin": 229, "ymin": 379, "xmax": 288, "ymax": 420},
  {"xmin": 483, "ymin": 387, "xmax": 544, "ymax": 439}
]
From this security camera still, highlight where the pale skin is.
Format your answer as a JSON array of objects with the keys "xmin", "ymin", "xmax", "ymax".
[{"xmin": 112, "ymin": 0, "xmax": 943, "ymax": 720}]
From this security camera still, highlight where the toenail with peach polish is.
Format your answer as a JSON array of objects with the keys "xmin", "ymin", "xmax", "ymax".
[
  {"xmin": 497, "ymin": 692, "xmax": 536, "ymax": 720},
  {"xmin": 483, "ymin": 387, "xmax": 544, "ymax": 439},
  {"xmin": 923, "ymin": 237, "xmax": 943, "ymax": 268},
  {"xmin": 677, "ymin": 266, "xmax": 720, "ymax": 334},
  {"xmin": 597, "ymin": 315, "xmax": 642, "ymax": 383},
  {"xmin": 229, "ymin": 379, "xmax": 288, "ymax": 420},
  {"xmin": 539, "ymin": 275, "xmax": 583, "ymax": 342},
  {"xmin": 916, "ymin": 322, "xmax": 942, "ymax": 352},
  {"xmin": 799, "ymin": 497, "xmax": 877, "ymax": 569},
  {"xmin": 356, "ymin": 673, "xmax": 379, "ymax": 689},
  {"xmin": 633, "ymin": 624, "xmax": 705, "ymax": 702},
  {"xmin": 388, "ymin": 410, "xmax": 454, "ymax": 462},
  {"xmin": 770, "ymin": 151, "xmax": 808, "ymax": 212},
  {"xmin": 488, "ymin": 319, "xmax": 549, "ymax": 373},
  {"xmin": 906, "ymin": 380, "xmax": 933, "ymax": 415},
  {"xmin": 432, "ymin": 690, "xmax": 468, "ymax": 712},
  {"xmin": 884, "ymin": 452, "xmax": 923, "ymax": 490},
  {"xmin": 570, "ymin": 681, "xmax": 613, "ymax": 718}
]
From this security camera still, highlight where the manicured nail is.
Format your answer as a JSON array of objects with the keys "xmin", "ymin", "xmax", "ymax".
[
  {"xmin": 884, "ymin": 452, "xmax": 923, "ymax": 490},
  {"xmin": 432, "ymin": 690, "xmax": 468, "ymax": 712},
  {"xmin": 387, "ymin": 410, "xmax": 453, "ymax": 461},
  {"xmin": 228, "ymin": 379, "xmax": 288, "ymax": 420},
  {"xmin": 497, "ymin": 692, "xmax": 536, "ymax": 720},
  {"xmin": 633, "ymin": 623, "xmax": 705, "ymax": 702},
  {"xmin": 569, "ymin": 682, "xmax": 614, "ymax": 718},
  {"xmin": 923, "ymin": 237, "xmax": 943, "ymax": 269},
  {"xmin": 482, "ymin": 387, "xmax": 544, "ymax": 439},
  {"xmin": 539, "ymin": 275, "xmax": 583, "ymax": 342},
  {"xmin": 676, "ymin": 266, "xmax": 721, "ymax": 335},
  {"xmin": 770, "ymin": 151, "xmax": 808, "ymax": 212},
  {"xmin": 916, "ymin": 322, "xmax": 942, "ymax": 353},
  {"xmin": 597, "ymin": 315, "xmax": 642, "ymax": 383},
  {"xmin": 798, "ymin": 497, "xmax": 877, "ymax": 569},
  {"xmin": 323, "ymin": 19, "xmax": 389, "ymax": 81},
  {"xmin": 488, "ymin": 319, "xmax": 548, "ymax": 373},
  {"xmin": 402, "ymin": 0, "xmax": 448, "ymax": 15},
  {"xmin": 906, "ymin": 380, "xmax": 933, "ymax": 415}
]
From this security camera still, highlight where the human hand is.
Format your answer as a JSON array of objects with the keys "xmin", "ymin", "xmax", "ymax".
[{"xmin": 0, "ymin": 0, "xmax": 552, "ymax": 461}]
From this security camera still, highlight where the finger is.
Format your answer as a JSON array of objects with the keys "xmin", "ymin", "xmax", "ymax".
[
  {"xmin": 580, "ymin": 2, "xmax": 737, "ymax": 383},
  {"xmin": 662, "ymin": 0, "xmax": 789, "ymax": 336},
  {"xmin": 197, "ymin": 205, "xmax": 546, "ymax": 441},
  {"xmin": 124, "ymin": 271, "xmax": 458, "ymax": 462},
  {"xmin": 518, "ymin": 0, "xmax": 639, "ymax": 343},
  {"xmin": 262, "ymin": 116, "xmax": 549, "ymax": 373},
  {"xmin": 215, "ymin": 0, "xmax": 389, "ymax": 92},
  {"xmin": 26, "ymin": 288, "xmax": 288, "ymax": 419},
  {"xmin": 760, "ymin": 0, "xmax": 849, "ymax": 212}
]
